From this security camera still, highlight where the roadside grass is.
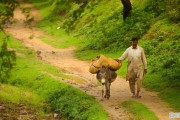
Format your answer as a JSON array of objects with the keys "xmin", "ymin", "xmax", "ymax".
[
  {"xmin": 0, "ymin": 32, "xmax": 109, "ymax": 119},
  {"xmin": 159, "ymin": 89, "xmax": 180, "ymax": 111},
  {"xmin": 0, "ymin": 84, "xmax": 45, "ymax": 117},
  {"xmin": 9, "ymin": 56, "xmax": 109, "ymax": 120},
  {"xmin": 37, "ymin": 31, "xmax": 81, "ymax": 49},
  {"xmin": 122, "ymin": 100, "xmax": 159, "ymax": 120},
  {"xmin": 27, "ymin": 0, "xmax": 53, "ymax": 18},
  {"xmin": 0, "ymin": 84, "xmax": 43, "ymax": 106},
  {"xmin": 144, "ymin": 73, "xmax": 180, "ymax": 111}
]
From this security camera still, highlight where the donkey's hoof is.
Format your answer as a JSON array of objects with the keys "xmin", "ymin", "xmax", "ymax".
[{"xmin": 104, "ymin": 95, "xmax": 110, "ymax": 99}]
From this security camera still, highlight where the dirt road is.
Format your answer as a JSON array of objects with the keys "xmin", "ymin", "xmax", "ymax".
[{"xmin": 5, "ymin": 1, "xmax": 175, "ymax": 120}]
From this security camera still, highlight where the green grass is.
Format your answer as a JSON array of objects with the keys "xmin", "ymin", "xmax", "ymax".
[
  {"xmin": 159, "ymin": 89, "xmax": 180, "ymax": 111},
  {"xmin": 27, "ymin": 0, "xmax": 53, "ymax": 18},
  {"xmin": 0, "ymin": 84, "xmax": 46, "ymax": 118},
  {"xmin": 0, "ymin": 84, "xmax": 44, "ymax": 109},
  {"xmin": 37, "ymin": 31, "xmax": 82, "ymax": 48},
  {"xmin": 122, "ymin": 100, "xmax": 159, "ymax": 120}
]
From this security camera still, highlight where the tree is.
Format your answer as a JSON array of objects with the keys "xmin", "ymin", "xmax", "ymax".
[{"xmin": 120, "ymin": 0, "xmax": 132, "ymax": 21}]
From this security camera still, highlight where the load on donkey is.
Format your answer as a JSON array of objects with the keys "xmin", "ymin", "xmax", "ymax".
[{"xmin": 89, "ymin": 54, "xmax": 121, "ymax": 99}]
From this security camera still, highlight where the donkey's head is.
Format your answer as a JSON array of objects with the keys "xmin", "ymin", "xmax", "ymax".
[{"xmin": 96, "ymin": 66, "xmax": 109, "ymax": 85}]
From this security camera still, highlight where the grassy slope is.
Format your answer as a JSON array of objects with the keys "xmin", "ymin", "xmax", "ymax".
[
  {"xmin": 28, "ymin": 0, "xmax": 179, "ymax": 116},
  {"xmin": 141, "ymin": 19, "xmax": 180, "ymax": 111},
  {"xmin": 0, "ymin": 31, "xmax": 109, "ymax": 119},
  {"xmin": 0, "ymin": 84, "xmax": 45, "ymax": 118}
]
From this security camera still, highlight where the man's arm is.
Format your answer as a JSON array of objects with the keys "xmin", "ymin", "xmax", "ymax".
[{"xmin": 118, "ymin": 49, "xmax": 128, "ymax": 62}]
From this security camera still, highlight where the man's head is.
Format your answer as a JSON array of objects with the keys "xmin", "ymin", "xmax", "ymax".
[{"xmin": 131, "ymin": 37, "xmax": 139, "ymax": 49}]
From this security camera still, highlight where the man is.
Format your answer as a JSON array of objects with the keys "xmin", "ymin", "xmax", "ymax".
[{"xmin": 118, "ymin": 37, "xmax": 147, "ymax": 98}]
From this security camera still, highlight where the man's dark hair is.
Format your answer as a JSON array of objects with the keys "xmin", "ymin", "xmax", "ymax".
[{"xmin": 131, "ymin": 37, "xmax": 139, "ymax": 41}]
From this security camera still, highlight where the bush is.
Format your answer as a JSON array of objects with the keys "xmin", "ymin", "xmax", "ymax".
[
  {"xmin": 0, "ymin": 0, "xmax": 17, "ymax": 28},
  {"xmin": 144, "ymin": 0, "xmax": 167, "ymax": 17},
  {"xmin": 142, "ymin": 20, "xmax": 180, "ymax": 89},
  {"xmin": 144, "ymin": 0, "xmax": 180, "ymax": 23},
  {"xmin": 48, "ymin": 88, "xmax": 108, "ymax": 120},
  {"xmin": 0, "ymin": 36, "xmax": 16, "ymax": 83},
  {"xmin": 81, "ymin": 8, "xmax": 152, "ymax": 51},
  {"xmin": 166, "ymin": 0, "xmax": 180, "ymax": 23}
]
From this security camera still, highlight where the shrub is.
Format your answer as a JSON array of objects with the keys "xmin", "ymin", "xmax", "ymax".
[
  {"xmin": 0, "ymin": 36, "xmax": 16, "ymax": 83},
  {"xmin": 166, "ymin": 0, "xmax": 180, "ymax": 23}
]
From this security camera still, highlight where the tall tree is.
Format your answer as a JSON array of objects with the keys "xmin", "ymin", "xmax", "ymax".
[{"xmin": 120, "ymin": 0, "xmax": 132, "ymax": 21}]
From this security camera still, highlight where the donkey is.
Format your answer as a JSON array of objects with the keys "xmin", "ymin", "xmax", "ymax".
[{"xmin": 96, "ymin": 66, "xmax": 117, "ymax": 99}]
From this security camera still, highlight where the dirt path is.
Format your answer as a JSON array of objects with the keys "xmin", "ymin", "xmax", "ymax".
[{"xmin": 5, "ymin": 1, "xmax": 176, "ymax": 120}]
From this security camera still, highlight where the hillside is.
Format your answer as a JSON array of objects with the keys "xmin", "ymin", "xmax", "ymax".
[
  {"xmin": 28, "ymin": 0, "xmax": 180, "ymax": 111},
  {"xmin": 0, "ymin": 0, "xmax": 179, "ymax": 119}
]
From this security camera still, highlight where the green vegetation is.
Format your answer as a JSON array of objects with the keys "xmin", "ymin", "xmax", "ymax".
[
  {"xmin": 1, "ymin": 1, "xmax": 109, "ymax": 119},
  {"xmin": 1, "ymin": 0, "xmax": 179, "ymax": 119},
  {"xmin": 0, "ymin": 0, "xmax": 17, "ymax": 28},
  {"xmin": 0, "ymin": 0, "xmax": 17, "ymax": 83},
  {"xmin": 0, "ymin": 31, "xmax": 109, "ymax": 119},
  {"xmin": 0, "ymin": 36, "xmax": 16, "ymax": 83},
  {"xmin": 27, "ymin": 0, "xmax": 180, "ymax": 111},
  {"xmin": 122, "ymin": 100, "xmax": 159, "ymax": 120},
  {"xmin": 0, "ymin": 84, "xmax": 44, "ymax": 113}
]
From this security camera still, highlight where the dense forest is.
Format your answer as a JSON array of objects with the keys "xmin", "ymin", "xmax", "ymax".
[{"xmin": 0, "ymin": 0, "xmax": 180, "ymax": 119}]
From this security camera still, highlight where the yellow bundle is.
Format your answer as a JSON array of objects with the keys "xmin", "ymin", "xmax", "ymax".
[{"xmin": 89, "ymin": 54, "xmax": 121, "ymax": 74}]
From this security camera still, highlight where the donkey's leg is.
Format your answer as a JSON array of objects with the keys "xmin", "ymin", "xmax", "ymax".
[
  {"xmin": 102, "ymin": 84, "xmax": 105, "ymax": 99},
  {"xmin": 107, "ymin": 82, "xmax": 111, "ymax": 99},
  {"xmin": 105, "ymin": 82, "xmax": 111, "ymax": 99}
]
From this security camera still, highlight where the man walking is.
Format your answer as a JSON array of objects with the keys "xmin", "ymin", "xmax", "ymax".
[{"xmin": 118, "ymin": 37, "xmax": 147, "ymax": 98}]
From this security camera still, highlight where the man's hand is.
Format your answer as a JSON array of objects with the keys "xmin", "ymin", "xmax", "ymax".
[
  {"xmin": 144, "ymin": 69, "xmax": 147, "ymax": 74},
  {"xmin": 114, "ymin": 59, "xmax": 121, "ymax": 63}
]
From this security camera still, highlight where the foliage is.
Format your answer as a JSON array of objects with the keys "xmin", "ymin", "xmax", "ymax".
[
  {"xmin": 166, "ymin": 0, "xmax": 180, "ymax": 23},
  {"xmin": 0, "ymin": 0, "xmax": 17, "ymax": 82},
  {"xmin": 142, "ymin": 20, "xmax": 180, "ymax": 89},
  {"xmin": 81, "ymin": 8, "xmax": 152, "ymax": 51},
  {"xmin": 48, "ymin": 88, "xmax": 108, "ymax": 120},
  {"xmin": 144, "ymin": 0, "xmax": 167, "ymax": 16},
  {"xmin": 0, "ymin": 36, "xmax": 16, "ymax": 83},
  {"xmin": 144, "ymin": 0, "xmax": 180, "ymax": 23},
  {"xmin": 0, "ymin": 0, "xmax": 18, "ymax": 28}
]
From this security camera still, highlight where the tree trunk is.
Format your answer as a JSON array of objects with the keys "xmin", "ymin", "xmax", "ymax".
[{"xmin": 120, "ymin": 0, "xmax": 132, "ymax": 21}]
